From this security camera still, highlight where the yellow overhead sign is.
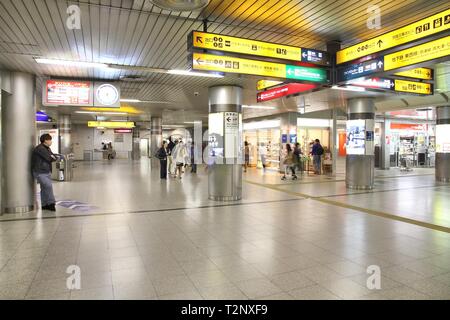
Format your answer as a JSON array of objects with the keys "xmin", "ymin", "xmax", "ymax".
[
  {"xmin": 88, "ymin": 121, "xmax": 135, "ymax": 128},
  {"xmin": 337, "ymin": 9, "xmax": 450, "ymax": 64},
  {"xmin": 191, "ymin": 31, "xmax": 302, "ymax": 61},
  {"xmin": 394, "ymin": 67, "xmax": 433, "ymax": 80},
  {"xmin": 256, "ymin": 80, "xmax": 283, "ymax": 91},
  {"xmin": 394, "ymin": 79, "xmax": 433, "ymax": 95},
  {"xmin": 191, "ymin": 52, "xmax": 328, "ymax": 82},
  {"xmin": 384, "ymin": 36, "xmax": 450, "ymax": 71}
]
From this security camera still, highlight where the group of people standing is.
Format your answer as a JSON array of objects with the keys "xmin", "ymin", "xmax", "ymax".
[
  {"xmin": 281, "ymin": 139, "xmax": 324, "ymax": 179},
  {"xmin": 156, "ymin": 137, "xmax": 196, "ymax": 180}
]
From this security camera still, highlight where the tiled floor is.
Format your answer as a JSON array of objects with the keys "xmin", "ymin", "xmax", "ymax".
[{"xmin": 0, "ymin": 159, "xmax": 449, "ymax": 300}]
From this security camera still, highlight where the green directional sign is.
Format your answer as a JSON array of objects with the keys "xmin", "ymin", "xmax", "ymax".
[
  {"xmin": 285, "ymin": 65, "xmax": 327, "ymax": 82},
  {"xmin": 191, "ymin": 52, "xmax": 328, "ymax": 83}
]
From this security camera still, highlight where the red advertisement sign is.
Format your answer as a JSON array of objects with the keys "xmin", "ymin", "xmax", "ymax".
[
  {"xmin": 114, "ymin": 129, "xmax": 132, "ymax": 133},
  {"xmin": 257, "ymin": 83, "xmax": 317, "ymax": 102},
  {"xmin": 45, "ymin": 80, "xmax": 91, "ymax": 106}
]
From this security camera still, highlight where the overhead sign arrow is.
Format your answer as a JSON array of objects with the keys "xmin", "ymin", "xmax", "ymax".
[
  {"xmin": 337, "ymin": 8, "xmax": 450, "ymax": 64},
  {"xmin": 189, "ymin": 31, "xmax": 330, "ymax": 66}
]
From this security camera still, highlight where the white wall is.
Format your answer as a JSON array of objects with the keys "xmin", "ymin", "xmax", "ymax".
[{"xmin": 71, "ymin": 124, "xmax": 132, "ymax": 160}]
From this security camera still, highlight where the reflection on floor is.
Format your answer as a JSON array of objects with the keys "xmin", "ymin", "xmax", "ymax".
[{"xmin": 0, "ymin": 159, "xmax": 449, "ymax": 300}]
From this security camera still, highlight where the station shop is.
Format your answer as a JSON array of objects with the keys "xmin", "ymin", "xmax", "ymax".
[{"xmin": 243, "ymin": 115, "xmax": 345, "ymax": 171}]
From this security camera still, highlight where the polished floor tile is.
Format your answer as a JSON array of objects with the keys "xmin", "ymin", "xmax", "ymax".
[{"xmin": 0, "ymin": 160, "xmax": 449, "ymax": 300}]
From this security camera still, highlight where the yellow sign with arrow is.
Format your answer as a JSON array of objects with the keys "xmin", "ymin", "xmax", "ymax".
[{"xmin": 337, "ymin": 9, "xmax": 450, "ymax": 64}]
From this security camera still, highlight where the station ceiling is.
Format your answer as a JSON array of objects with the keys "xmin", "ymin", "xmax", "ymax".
[{"xmin": 0, "ymin": 0, "xmax": 449, "ymax": 125}]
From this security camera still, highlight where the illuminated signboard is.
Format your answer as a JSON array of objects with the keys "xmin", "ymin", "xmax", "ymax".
[
  {"xmin": 337, "ymin": 9, "xmax": 450, "ymax": 64},
  {"xmin": 338, "ymin": 57, "xmax": 384, "ymax": 82},
  {"xmin": 384, "ymin": 36, "xmax": 450, "ymax": 71},
  {"xmin": 44, "ymin": 80, "xmax": 92, "ymax": 106},
  {"xmin": 393, "ymin": 79, "xmax": 433, "ymax": 95},
  {"xmin": 257, "ymin": 83, "xmax": 317, "ymax": 102},
  {"xmin": 436, "ymin": 124, "xmax": 450, "ymax": 153},
  {"xmin": 114, "ymin": 129, "xmax": 132, "ymax": 133},
  {"xmin": 257, "ymin": 80, "xmax": 283, "ymax": 91},
  {"xmin": 347, "ymin": 77, "xmax": 433, "ymax": 95},
  {"xmin": 36, "ymin": 111, "xmax": 51, "ymax": 122},
  {"xmin": 191, "ymin": 52, "xmax": 327, "ymax": 82},
  {"xmin": 189, "ymin": 31, "xmax": 330, "ymax": 65},
  {"xmin": 43, "ymin": 80, "xmax": 120, "ymax": 107},
  {"xmin": 394, "ymin": 67, "xmax": 433, "ymax": 80},
  {"xmin": 88, "ymin": 121, "xmax": 135, "ymax": 128}
]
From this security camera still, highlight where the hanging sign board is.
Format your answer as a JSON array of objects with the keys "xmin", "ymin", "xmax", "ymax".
[
  {"xmin": 44, "ymin": 80, "xmax": 92, "ymax": 106},
  {"xmin": 88, "ymin": 121, "xmax": 135, "ymax": 129},
  {"xmin": 189, "ymin": 31, "xmax": 330, "ymax": 65},
  {"xmin": 43, "ymin": 79, "xmax": 120, "ymax": 107},
  {"xmin": 393, "ymin": 79, "xmax": 433, "ymax": 95},
  {"xmin": 257, "ymin": 80, "xmax": 284, "ymax": 91},
  {"xmin": 191, "ymin": 52, "xmax": 327, "ymax": 82},
  {"xmin": 384, "ymin": 35, "xmax": 450, "ymax": 71},
  {"xmin": 337, "ymin": 9, "xmax": 450, "ymax": 64},
  {"xmin": 257, "ymin": 83, "xmax": 318, "ymax": 102},
  {"xmin": 394, "ymin": 67, "xmax": 433, "ymax": 80},
  {"xmin": 347, "ymin": 77, "xmax": 433, "ymax": 95}
]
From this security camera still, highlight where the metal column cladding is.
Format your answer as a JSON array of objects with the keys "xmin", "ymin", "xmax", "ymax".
[
  {"xmin": 132, "ymin": 126, "xmax": 140, "ymax": 160},
  {"xmin": 58, "ymin": 114, "xmax": 72, "ymax": 155},
  {"xmin": 208, "ymin": 86, "xmax": 242, "ymax": 201},
  {"xmin": 346, "ymin": 98, "xmax": 376, "ymax": 190},
  {"xmin": 435, "ymin": 106, "xmax": 450, "ymax": 182},
  {"xmin": 2, "ymin": 72, "xmax": 36, "ymax": 213},
  {"xmin": 150, "ymin": 117, "xmax": 162, "ymax": 166}
]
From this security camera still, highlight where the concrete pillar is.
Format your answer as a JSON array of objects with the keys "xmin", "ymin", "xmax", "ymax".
[
  {"xmin": 208, "ymin": 86, "xmax": 242, "ymax": 201},
  {"xmin": 436, "ymin": 106, "xmax": 450, "ymax": 182},
  {"xmin": 380, "ymin": 117, "xmax": 391, "ymax": 170},
  {"xmin": 132, "ymin": 126, "xmax": 140, "ymax": 160},
  {"xmin": 150, "ymin": 117, "xmax": 162, "ymax": 156},
  {"xmin": 1, "ymin": 72, "xmax": 36, "ymax": 213},
  {"xmin": 345, "ymin": 97, "xmax": 375, "ymax": 190},
  {"xmin": 58, "ymin": 114, "xmax": 72, "ymax": 155},
  {"xmin": 150, "ymin": 117, "xmax": 162, "ymax": 167}
]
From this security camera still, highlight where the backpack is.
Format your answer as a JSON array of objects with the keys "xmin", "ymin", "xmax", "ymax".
[{"xmin": 317, "ymin": 145, "xmax": 324, "ymax": 155}]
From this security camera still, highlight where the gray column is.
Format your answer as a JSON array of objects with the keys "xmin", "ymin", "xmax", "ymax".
[
  {"xmin": 380, "ymin": 117, "xmax": 391, "ymax": 170},
  {"xmin": 150, "ymin": 117, "xmax": 162, "ymax": 167},
  {"xmin": 436, "ymin": 106, "xmax": 450, "ymax": 182},
  {"xmin": 346, "ymin": 97, "xmax": 375, "ymax": 190},
  {"xmin": 131, "ymin": 126, "xmax": 140, "ymax": 160},
  {"xmin": 208, "ymin": 86, "xmax": 242, "ymax": 201},
  {"xmin": 280, "ymin": 112, "xmax": 298, "ymax": 172},
  {"xmin": 150, "ymin": 117, "xmax": 162, "ymax": 156},
  {"xmin": 1, "ymin": 72, "xmax": 36, "ymax": 213},
  {"xmin": 58, "ymin": 114, "xmax": 72, "ymax": 154}
]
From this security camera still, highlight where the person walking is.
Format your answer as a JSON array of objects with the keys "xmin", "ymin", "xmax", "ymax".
[
  {"xmin": 293, "ymin": 142, "xmax": 303, "ymax": 175},
  {"xmin": 259, "ymin": 143, "xmax": 267, "ymax": 172},
  {"xmin": 281, "ymin": 144, "xmax": 297, "ymax": 180},
  {"xmin": 167, "ymin": 137, "xmax": 175, "ymax": 176},
  {"xmin": 311, "ymin": 139, "xmax": 324, "ymax": 175},
  {"xmin": 243, "ymin": 141, "xmax": 250, "ymax": 172},
  {"xmin": 190, "ymin": 142, "xmax": 197, "ymax": 173},
  {"xmin": 32, "ymin": 133, "xmax": 58, "ymax": 211},
  {"xmin": 172, "ymin": 139, "xmax": 188, "ymax": 179},
  {"xmin": 156, "ymin": 141, "xmax": 169, "ymax": 180}
]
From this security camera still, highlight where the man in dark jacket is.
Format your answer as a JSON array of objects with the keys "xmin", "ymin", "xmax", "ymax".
[
  {"xmin": 311, "ymin": 139, "xmax": 324, "ymax": 175},
  {"xmin": 32, "ymin": 134, "xmax": 57, "ymax": 211}
]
